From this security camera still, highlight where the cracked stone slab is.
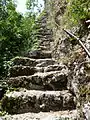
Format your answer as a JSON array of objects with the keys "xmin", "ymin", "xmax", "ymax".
[
  {"xmin": 1, "ymin": 90, "xmax": 76, "ymax": 114},
  {"xmin": 1, "ymin": 110, "xmax": 77, "ymax": 120},
  {"xmin": 8, "ymin": 71, "xmax": 68, "ymax": 90}
]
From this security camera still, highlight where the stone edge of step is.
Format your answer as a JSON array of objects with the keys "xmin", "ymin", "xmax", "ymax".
[{"xmin": 1, "ymin": 110, "xmax": 77, "ymax": 120}]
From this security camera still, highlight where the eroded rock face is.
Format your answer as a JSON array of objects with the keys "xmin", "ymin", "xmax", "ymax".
[
  {"xmin": 85, "ymin": 33, "xmax": 90, "ymax": 50},
  {"xmin": 69, "ymin": 62, "xmax": 90, "ymax": 96},
  {"xmin": 67, "ymin": 61, "xmax": 90, "ymax": 119},
  {"xmin": 1, "ymin": 90, "xmax": 76, "ymax": 114},
  {"xmin": 78, "ymin": 83, "xmax": 90, "ymax": 120},
  {"xmin": 83, "ymin": 102, "xmax": 90, "ymax": 120}
]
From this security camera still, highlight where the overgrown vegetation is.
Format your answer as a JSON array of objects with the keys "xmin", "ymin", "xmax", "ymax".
[
  {"xmin": 0, "ymin": 0, "xmax": 41, "ymax": 78},
  {"xmin": 63, "ymin": 0, "xmax": 90, "ymax": 27}
]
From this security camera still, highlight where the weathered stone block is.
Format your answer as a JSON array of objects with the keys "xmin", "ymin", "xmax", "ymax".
[
  {"xmin": 1, "ymin": 90, "xmax": 76, "ymax": 114},
  {"xmin": 8, "ymin": 71, "xmax": 68, "ymax": 90}
]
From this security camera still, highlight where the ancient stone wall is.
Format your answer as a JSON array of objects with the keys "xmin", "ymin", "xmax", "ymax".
[
  {"xmin": 44, "ymin": 0, "xmax": 90, "ymax": 63},
  {"xmin": 43, "ymin": 0, "xmax": 77, "ymax": 68},
  {"xmin": 45, "ymin": 0, "xmax": 90, "ymax": 119}
]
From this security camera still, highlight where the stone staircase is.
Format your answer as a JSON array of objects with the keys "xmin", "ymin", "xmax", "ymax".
[{"xmin": 1, "ymin": 13, "xmax": 77, "ymax": 120}]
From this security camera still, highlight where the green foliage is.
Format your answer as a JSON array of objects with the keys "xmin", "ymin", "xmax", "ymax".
[
  {"xmin": 64, "ymin": 0, "xmax": 90, "ymax": 26},
  {"xmin": 26, "ymin": 0, "xmax": 42, "ymax": 14},
  {"xmin": 26, "ymin": 0, "xmax": 38, "ymax": 11},
  {"xmin": 0, "ymin": 0, "xmax": 21, "ymax": 77},
  {"xmin": 0, "ymin": 0, "xmax": 40, "ymax": 78},
  {"xmin": 21, "ymin": 14, "xmax": 39, "ymax": 52}
]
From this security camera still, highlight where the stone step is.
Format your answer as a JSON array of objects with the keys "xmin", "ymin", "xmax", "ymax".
[
  {"xmin": 8, "ymin": 71, "xmax": 68, "ymax": 90},
  {"xmin": 12, "ymin": 57, "xmax": 56, "ymax": 67},
  {"xmin": 9, "ymin": 63, "xmax": 68, "ymax": 77},
  {"xmin": 38, "ymin": 37, "xmax": 53, "ymax": 42},
  {"xmin": 37, "ymin": 30, "xmax": 52, "ymax": 35},
  {"xmin": 39, "ymin": 46, "xmax": 48, "ymax": 50},
  {"xmin": 9, "ymin": 66, "xmax": 44, "ymax": 77},
  {"xmin": 39, "ymin": 40, "xmax": 50, "ymax": 44},
  {"xmin": 2, "ymin": 110, "xmax": 77, "ymax": 120},
  {"xmin": 12, "ymin": 57, "xmax": 37, "ymax": 66},
  {"xmin": 34, "ymin": 58, "xmax": 56, "ymax": 67},
  {"xmin": 39, "ymin": 45, "xmax": 51, "ymax": 51},
  {"xmin": 44, "ymin": 64, "xmax": 68, "ymax": 72},
  {"xmin": 39, "ymin": 41, "xmax": 52, "ymax": 48},
  {"xmin": 37, "ymin": 35, "xmax": 52, "ymax": 39},
  {"xmin": 1, "ymin": 90, "xmax": 76, "ymax": 114},
  {"xmin": 38, "ymin": 28, "xmax": 52, "ymax": 33},
  {"xmin": 24, "ymin": 50, "xmax": 52, "ymax": 59},
  {"xmin": 39, "ymin": 38, "xmax": 49, "ymax": 42},
  {"xmin": 36, "ymin": 59, "xmax": 56, "ymax": 67}
]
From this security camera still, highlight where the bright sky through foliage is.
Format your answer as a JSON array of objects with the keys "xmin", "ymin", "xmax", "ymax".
[{"xmin": 16, "ymin": 0, "xmax": 44, "ymax": 14}]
